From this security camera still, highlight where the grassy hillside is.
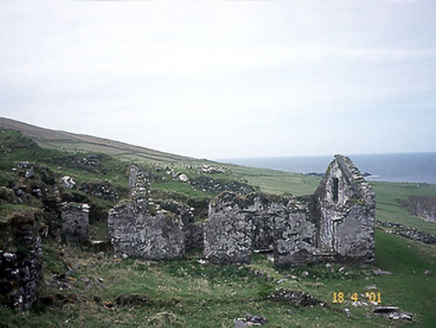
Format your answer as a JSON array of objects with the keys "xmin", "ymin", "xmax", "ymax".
[
  {"xmin": 0, "ymin": 117, "xmax": 205, "ymax": 164},
  {"xmin": 0, "ymin": 120, "xmax": 435, "ymax": 327}
]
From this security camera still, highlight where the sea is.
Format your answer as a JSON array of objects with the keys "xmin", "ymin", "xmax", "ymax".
[{"xmin": 221, "ymin": 153, "xmax": 436, "ymax": 185}]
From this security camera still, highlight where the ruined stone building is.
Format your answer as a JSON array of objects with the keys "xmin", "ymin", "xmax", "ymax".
[
  {"xmin": 205, "ymin": 155, "xmax": 375, "ymax": 266},
  {"xmin": 108, "ymin": 164, "xmax": 187, "ymax": 260},
  {"xmin": 108, "ymin": 155, "xmax": 375, "ymax": 266}
]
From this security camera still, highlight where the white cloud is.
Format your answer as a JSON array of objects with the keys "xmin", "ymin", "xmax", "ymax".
[{"xmin": 1, "ymin": 0, "xmax": 435, "ymax": 158}]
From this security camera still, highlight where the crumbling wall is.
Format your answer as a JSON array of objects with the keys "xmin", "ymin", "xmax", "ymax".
[
  {"xmin": 273, "ymin": 196, "xmax": 317, "ymax": 266},
  {"xmin": 113, "ymin": 156, "xmax": 375, "ymax": 266},
  {"xmin": 205, "ymin": 155, "xmax": 375, "ymax": 267},
  {"xmin": 108, "ymin": 198, "xmax": 185, "ymax": 260},
  {"xmin": 108, "ymin": 166, "xmax": 185, "ymax": 260},
  {"xmin": 0, "ymin": 212, "xmax": 42, "ymax": 310},
  {"xmin": 61, "ymin": 203, "xmax": 90, "ymax": 243},
  {"xmin": 204, "ymin": 192, "xmax": 259, "ymax": 264}
]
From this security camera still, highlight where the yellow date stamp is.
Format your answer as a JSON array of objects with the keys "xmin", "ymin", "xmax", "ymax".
[{"xmin": 332, "ymin": 292, "xmax": 382, "ymax": 304}]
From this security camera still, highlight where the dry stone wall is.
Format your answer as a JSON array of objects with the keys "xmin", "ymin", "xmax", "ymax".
[
  {"xmin": 108, "ymin": 166, "xmax": 185, "ymax": 260},
  {"xmin": 110, "ymin": 155, "xmax": 375, "ymax": 267},
  {"xmin": 204, "ymin": 155, "xmax": 375, "ymax": 266},
  {"xmin": 61, "ymin": 203, "xmax": 90, "ymax": 243},
  {"xmin": 273, "ymin": 196, "xmax": 317, "ymax": 266},
  {"xmin": 0, "ymin": 212, "xmax": 42, "ymax": 310},
  {"xmin": 108, "ymin": 199, "xmax": 185, "ymax": 260},
  {"xmin": 204, "ymin": 192, "xmax": 256, "ymax": 264}
]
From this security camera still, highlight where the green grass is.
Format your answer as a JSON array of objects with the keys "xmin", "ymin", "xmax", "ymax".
[
  {"xmin": 229, "ymin": 164, "xmax": 321, "ymax": 196},
  {"xmin": 4, "ymin": 228, "xmax": 434, "ymax": 327},
  {"xmin": 2, "ymin": 124, "xmax": 436, "ymax": 327},
  {"xmin": 372, "ymin": 182, "xmax": 436, "ymax": 235},
  {"xmin": 151, "ymin": 181, "xmax": 214, "ymax": 200}
]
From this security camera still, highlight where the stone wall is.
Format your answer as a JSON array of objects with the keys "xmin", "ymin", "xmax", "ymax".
[
  {"xmin": 0, "ymin": 211, "xmax": 42, "ymax": 310},
  {"xmin": 314, "ymin": 155, "xmax": 375, "ymax": 264},
  {"xmin": 111, "ymin": 156, "xmax": 375, "ymax": 266},
  {"xmin": 61, "ymin": 203, "xmax": 90, "ymax": 243},
  {"xmin": 204, "ymin": 155, "xmax": 375, "ymax": 267},
  {"xmin": 108, "ymin": 198, "xmax": 185, "ymax": 260},
  {"xmin": 273, "ymin": 196, "xmax": 317, "ymax": 266},
  {"xmin": 204, "ymin": 192, "xmax": 255, "ymax": 264},
  {"xmin": 108, "ymin": 166, "xmax": 185, "ymax": 260}
]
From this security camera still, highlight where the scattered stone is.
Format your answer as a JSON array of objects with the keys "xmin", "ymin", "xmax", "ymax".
[
  {"xmin": 178, "ymin": 173, "xmax": 189, "ymax": 182},
  {"xmin": 344, "ymin": 308, "xmax": 351, "ymax": 317},
  {"xmin": 190, "ymin": 176, "xmax": 255, "ymax": 195},
  {"xmin": 115, "ymin": 294, "xmax": 153, "ymax": 307},
  {"xmin": 267, "ymin": 288, "xmax": 320, "ymax": 307},
  {"xmin": 17, "ymin": 161, "xmax": 30, "ymax": 169},
  {"xmin": 61, "ymin": 176, "xmax": 76, "ymax": 189},
  {"xmin": 374, "ymin": 306, "xmax": 413, "ymax": 321},
  {"xmin": 372, "ymin": 269, "xmax": 393, "ymax": 276},
  {"xmin": 424, "ymin": 270, "xmax": 431, "ymax": 275},
  {"xmin": 352, "ymin": 301, "xmax": 369, "ymax": 307},
  {"xmin": 234, "ymin": 313, "xmax": 268, "ymax": 327},
  {"xmin": 364, "ymin": 284, "xmax": 378, "ymax": 290}
]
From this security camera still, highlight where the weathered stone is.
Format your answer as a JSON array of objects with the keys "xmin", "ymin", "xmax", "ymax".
[
  {"xmin": 314, "ymin": 155, "xmax": 375, "ymax": 264},
  {"xmin": 61, "ymin": 176, "xmax": 76, "ymax": 189},
  {"xmin": 205, "ymin": 155, "xmax": 375, "ymax": 267},
  {"xmin": 204, "ymin": 192, "xmax": 255, "ymax": 264},
  {"xmin": 374, "ymin": 307, "xmax": 413, "ymax": 321},
  {"xmin": 190, "ymin": 176, "xmax": 255, "ymax": 195},
  {"xmin": 274, "ymin": 196, "xmax": 317, "ymax": 266},
  {"xmin": 61, "ymin": 203, "xmax": 90, "ymax": 243},
  {"xmin": 127, "ymin": 164, "xmax": 139, "ymax": 190},
  {"xmin": 108, "ymin": 198, "xmax": 184, "ymax": 260},
  {"xmin": 0, "ymin": 212, "xmax": 42, "ymax": 310}
]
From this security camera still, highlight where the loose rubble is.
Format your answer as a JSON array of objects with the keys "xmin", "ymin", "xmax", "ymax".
[
  {"xmin": 374, "ymin": 306, "xmax": 413, "ymax": 321},
  {"xmin": 234, "ymin": 313, "xmax": 268, "ymax": 327}
]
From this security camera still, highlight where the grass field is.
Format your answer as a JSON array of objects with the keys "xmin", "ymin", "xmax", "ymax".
[{"xmin": 1, "ymin": 120, "xmax": 436, "ymax": 327}]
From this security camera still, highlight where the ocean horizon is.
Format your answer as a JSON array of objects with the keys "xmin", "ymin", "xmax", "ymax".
[{"xmin": 220, "ymin": 152, "xmax": 436, "ymax": 185}]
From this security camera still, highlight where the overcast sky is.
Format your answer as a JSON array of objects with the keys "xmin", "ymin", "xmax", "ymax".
[{"xmin": 1, "ymin": 0, "xmax": 435, "ymax": 159}]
